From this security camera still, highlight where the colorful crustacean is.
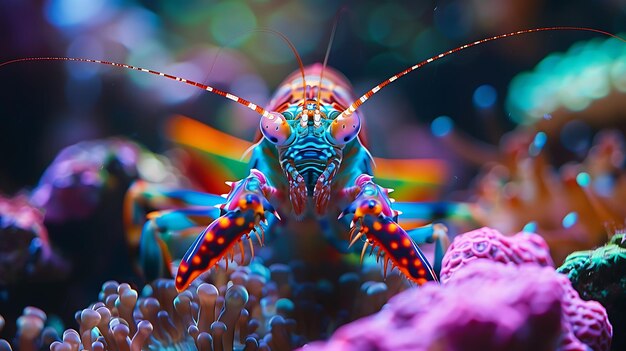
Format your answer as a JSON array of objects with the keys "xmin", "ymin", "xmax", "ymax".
[
  {"xmin": 1, "ymin": 26, "xmax": 623, "ymax": 293},
  {"xmin": 128, "ymin": 64, "xmax": 455, "ymax": 290}
]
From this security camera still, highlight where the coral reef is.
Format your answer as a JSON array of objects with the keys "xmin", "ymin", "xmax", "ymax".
[
  {"xmin": 303, "ymin": 227, "xmax": 612, "ymax": 351},
  {"xmin": 302, "ymin": 260, "xmax": 611, "ymax": 351},
  {"xmin": 0, "ymin": 307, "xmax": 60, "ymax": 351},
  {"xmin": 439, "ymin": 226, "xmax": 554, "ymax": 283},
  {"xmin": 558, "ymin": 233, "xmax": 626, "ymax": 350},
  {"xmin": 470, "ymin": 129, "xmax": 626, "ymax": 264},
  {"xmin": 2, "ymin": 257, "xmax": 409, "ymax": 351}
]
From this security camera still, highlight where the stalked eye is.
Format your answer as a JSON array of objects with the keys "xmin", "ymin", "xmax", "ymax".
[
  {"xmin": 260, "ymin": 111, "xmax": 295, "ymax": 146},
  {"xmin": 326, "ymin": 111, "xmax": 361, "ymax": 145}
]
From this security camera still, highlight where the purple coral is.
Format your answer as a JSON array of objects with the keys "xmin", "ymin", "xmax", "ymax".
[
  {"xmin": 301, "ymin": 261, "xmax": 612, "ymax": 351},
  {"xmin": 440, "ymin": 226, "xmax": 554, "ymax": 283},
  {"xmin": 448, "ymin": 262, "xmax": 612, "ymax": 351},
  {"xmin": 303, "ymin": 226, "xmax": 612, "ymax": 351}
]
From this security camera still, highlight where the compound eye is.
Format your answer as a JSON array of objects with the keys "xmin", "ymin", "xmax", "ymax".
[
  {"xmin": 260, "ymin": 111, "xmax": 295, "ymax": 146},
  {"xmin": 326, "ymin": 111, "xmax": 361, "ymax": 145}
]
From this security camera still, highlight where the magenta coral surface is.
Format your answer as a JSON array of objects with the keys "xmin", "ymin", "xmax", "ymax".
[
  {"xmin": 440, "ymin": 226, "xmax": 554, "ymax": 283},
  {"xmin": 302, "ymin": 227, "xmax": 612, "ymax": 351}
]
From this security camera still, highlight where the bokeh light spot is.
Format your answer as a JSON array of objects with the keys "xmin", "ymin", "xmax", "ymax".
[
  {"xmin": 562, "ymin": 212, "xmax": 578, "ymax": 229},
  {"xmin": 522, "ymin": 221, "xmax": 537, "ymax": 233},
  {"xmin": 576, "ymin": 172, "xmax": 591, "ymax": 188},
  {"xmin": 208, "ymin": 1, "xmax": 257, "ymax": 47},
  {"xmin": 473, "ymin": 84, "xmax": 497, "ymax": 109},
  {"xmin": 593, "ymin": 175, "xmax": 614, "ymax": 197},
  {"xmin": 367, "ymin": 3, "xmax": 414, "ymax": 47},
  {"xmin": 528, "ymin": 131, "xmax": 547, "ymax": 157},
  {"xmin": 66, "ymin": 35, "xmax": 105, "ymax": 80},
  {"xmin": 431, "ymin": 115, "xmax": 453, "ymax": 138},
  {"xmin": 45, "ymin": 0, "xmax": 109, "ymax": 27}
]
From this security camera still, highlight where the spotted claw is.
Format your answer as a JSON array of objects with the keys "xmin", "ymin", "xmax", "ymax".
[
  {"xmin": 175, "ymin": 170, "xmax": 278, "ymax": 291},
  {"xmin": 342, "ymin": 175, "xmax": 438, "ymax": 285}
]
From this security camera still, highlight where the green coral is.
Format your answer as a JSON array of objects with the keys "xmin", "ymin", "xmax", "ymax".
[{"xmin": 558, "ymin": 233, "xmax": 626, "ymax": 350}]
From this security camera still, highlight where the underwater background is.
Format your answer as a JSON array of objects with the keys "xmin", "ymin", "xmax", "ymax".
[{"xmin": 1, "ymin": 0, "xmax": 626, "ymax": 350}]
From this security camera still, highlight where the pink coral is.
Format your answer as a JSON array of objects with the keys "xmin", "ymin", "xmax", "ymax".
[
  {"xmin": 440, "ymin": 226, "xmax": 554, "ymax": 283},
  {"xmin": 303, "ymin": 226, "xmax": 611, "ymax": 351},
  {"xmin": 301, "ymin": 261, "xmax": 612, "ymax": 351},
  {"xmin": 558, "ymin": 273, "xmax": 613, "ymax": 351}
]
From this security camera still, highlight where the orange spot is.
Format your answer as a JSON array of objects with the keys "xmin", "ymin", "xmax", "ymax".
[
  {"xmin": 402, "ymin": 238, "xmax": 411, "ymax": 247},
  {"xmin": 200, "ymin": 245, "xmax": 207, "ymax": 252},
  {"xmin": 217, "ymin": 237, "xmax": 225, "ymax": 245},
  {"xmin": 204, "ymin": 232, "xmax": 215, "ymax": 242},
  {"xmin": 401, "ymin": 258, "xmax": 408, "ymax": 266},
  {"xmin": 372, "ymin": 221, "xmax": 382, "ymax": 231},
  {"xmin": 413, "ymin": 258, "xmax": 422, "ymax": 267},
  {"xmin": 416, "ymin": 278, "xmax": 427, "ymax": 285},
  {"xmin": 235, "ymin": 217, "xmax": 245, "ymax": 226},
  {"xmin": 176, "ymin": 276, "xmax": 182, "ymax": 283},
  {"xmin": 219, "ymin": 217, "xmax": 230, "ymax": 228},
  {"xmin": 418, "ymin": 269, "xmax": 426, "ymax": 276},
  {"xmin": 193, "ymin": 256, "xmax": 201, "ymax": 265},
  {"xmin": 387, "ymin": 223, "xmax": 397, "ymax": 232},
  {"xmin": 390, "ymin": 242, "xmax": 399, "ymax": 250},
  {"xmin": 179, "ymin": 264, "xmax": 188, "ymax": 273},
  {"xmin": 238, "ymin": 198, "xmax": 247, "ymax": 208}
]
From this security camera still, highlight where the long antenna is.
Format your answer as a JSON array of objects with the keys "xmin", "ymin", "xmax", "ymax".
[
  {"xmin": 340, "ymin": 27, "xmax": 626, "ymax": 118},
  {"xmin": 317, "ymin": 8, "xmax": 345, "ymax": 111},
  {"xmin": 0, "ymin": 57, "xmax": 273, "ymax": 118},
  {"xmin": 255, "ymin": 29, "xmax": 307, "ymax": 105}
]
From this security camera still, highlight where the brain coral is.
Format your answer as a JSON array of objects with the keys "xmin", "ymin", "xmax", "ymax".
[{"xmin": 440, "ymin": 226, "xmax": 554, "ymax": 283}]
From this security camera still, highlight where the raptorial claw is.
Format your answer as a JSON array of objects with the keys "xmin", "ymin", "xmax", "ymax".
[
  {"xmin": 361, "ymin": 214, "xmax": 437, "ymax": 284},
  {"xmin": 175, "ymin": 170, "xmax": 278, "ymax": 291},
  {"xmin": 175, "ymin": 210, "xmax": 257, "ymax": 291},
  {"xmin": 342, "ymin": 174, "xmax": 438, "ymax": 285}
]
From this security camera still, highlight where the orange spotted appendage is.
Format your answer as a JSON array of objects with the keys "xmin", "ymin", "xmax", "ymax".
[
  {"xmin": 175, "ymin": 209, "xmax": 258, "ymax": 291},
  {"xmin": 345, "ymin": 175, "xmax": 437, "ymax": 284},
  {"xmin": 174, "ymin": 170, "xmax": 276, "ymax": 292}
]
